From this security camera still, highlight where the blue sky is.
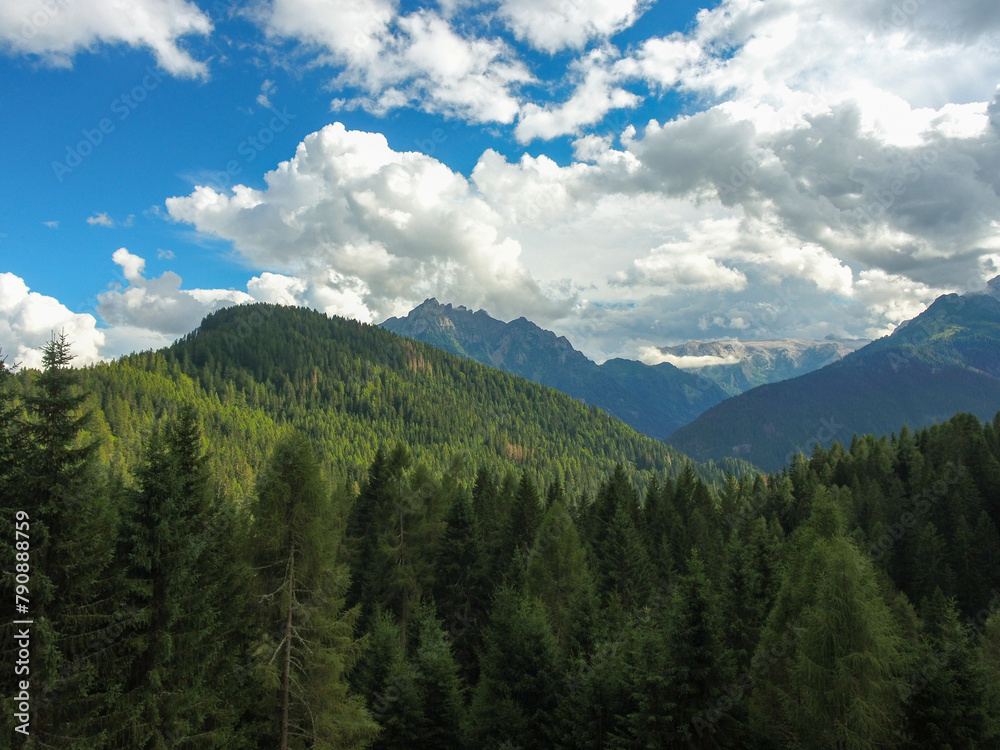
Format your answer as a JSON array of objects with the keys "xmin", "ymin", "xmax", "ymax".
[{"xmin": 2, "ymin": 0, "xmax": 1000, "ymax": 368}]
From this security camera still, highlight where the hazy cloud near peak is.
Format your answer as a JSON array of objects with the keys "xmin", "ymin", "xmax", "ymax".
[{"xmin": 637, "ymin": 347, "xmax": 742, "ymax": 369}]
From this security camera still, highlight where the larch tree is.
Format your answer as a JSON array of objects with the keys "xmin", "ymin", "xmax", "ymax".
[
  {"xmin": 750, "ymin": 486, "xmax": 906, "ymax": 748},
  {"xmin": 252, "ymin": 431, "xmax": 378, "ymax": 750}
]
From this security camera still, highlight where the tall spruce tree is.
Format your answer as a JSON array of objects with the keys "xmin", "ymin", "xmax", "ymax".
[
  {"xmin": 14, "ymin": 334, "xmax": 115, "ymax": 746},
  {"xmin": 356, "ymin": 612, "xmax": 422, "ymax": 750},
  {"xmin": 411, "ymin": 605, "xmax": 465, "ymax": 750},
  {"xmin": 525, "ymin": 497, "xmax": 589, "ymax": 652},
  {"xmin": 501, "ymin": 473, "xmax": 543, "ymax": 581},
  {"xmin": 432, "ymin": 492, "xmax": 487, "ymax": 682},
  {"xmin": 108, "ymin": 405, "xmax": 247, "ymax": 747},
  {"xmin": 467, "ymin": 588, "xmax": 561, "ymax": 749},
  {"xmin": 903, "ymin": 588, "xmax": 991, "ymax": 747},
  {"xmin": 347, "ymin": 446, "xmax": 407, "ymax": 614}
]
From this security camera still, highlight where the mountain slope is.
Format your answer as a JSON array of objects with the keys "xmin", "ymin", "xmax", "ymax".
[
  {"xmin": 668, "ymin": 285, "xmax": 1000, "ymax": 471},
  {"xmin": 380, "ymin": 299, "xmax": 729, "ymax": 439},
  {"xmin": 79, "ymin": 303, "xmax": 744, "ymax": 499},
  {"xmin": 654, "ymin": 338, "xmax": 868, "ymax": 395}
]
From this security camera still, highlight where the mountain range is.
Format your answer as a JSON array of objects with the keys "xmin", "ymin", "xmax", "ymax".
[
  {"xmin": 381, "ymin": 280, "xmax": 1000, "ymax": 473},
  {"xmin": 650, "ymin": 338, "xmax": 868, "ymax": 395},
  {"xmin": 381, "ymin": 299, "xmax": 733, "ymax": 440},
  {"xmin": 380, "ymin": 298, "xmax": 862, "ymax": 441},
  {"xmin": 668, "ymin": 278, "xmax": 1000, "ymax": 470}
]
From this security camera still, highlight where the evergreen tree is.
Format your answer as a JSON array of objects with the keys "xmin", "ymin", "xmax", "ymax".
[
  {"xmin": 432, "ymin": 492, "xmax": 487, "ymax": 682},
  {"xmin": 596, "ymin": 501, "xmax": 653, "ymax": 612},
  {"xmin": 525, "ymin": 498, "xmax": 589, "ymax": 653},
  {"xmin": 12, "ymin": 334, "xmax": 115, "ymax": 746},
  {"xmin": 108, "ymin": 407, "xmax": 234, "ymax": 747},
  {"xmin": 251, "ymin": 431, "xmax": 377, "ymax": 750},
  {"xmin": 750, "ymin": 487, "xmax": 906, "ymax": 748},
  {"xmin": 369, "ymin": 642, "xmax": 423, "ymax": 750},
  {"xmin": 500, "ymin": 473, "xmax": 543, "ymax": 581},
  {"xmin": 721, "ymin": 516, "xmax": 782, "ymax": 672},
  {"xmin": 902, "ymin": 588, "xmax": 990, "ymax": 748},
  {"xmin": 636, "ymin": 550, "xmax": 737, "ymax": 748},
  {"xmin": 554, "ymin": 636, "xmax": 632, "ymax": 749},
  {"xmin": 979, "ymin": 609, "xmax": 1000, "ymax": 743},
  {"xmin": 411, "ymin": 605, "xmax": 465, "ymax": 750},
  {"xmin": 350, "ymin": 609, "xmax": 401, "ymax": 709},
  {"xmin": 347, "ymin": 446, "xmax": 406, "ymax": 614},
  {"xmin": 354, "ymin": 612, "xmax": 422, "ymax": 750},
  {"xmin": 467, "ymin": 588, "xmax": 561, "ymax": 749},
  {"xmin": 371, "ymin": 459, "xmax": 441, "ymax": 647},
  {"xmin": 0, "ymin": 350, "xmax": 20, "ymax": 494}
]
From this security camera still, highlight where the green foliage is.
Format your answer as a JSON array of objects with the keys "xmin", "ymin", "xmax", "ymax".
[
  {"xmin": 5, "ymin": 309, "xmax": 1000, "ymax": 749},
  {"xmin": 525, "ymin": 498, "xmax": 589, "ymax": 653},
  {"xmin": 467, "ymin": 588, "xmax": 562, "ymax": 749},
  {"xmin": 251, "ymin": 431, "xmax": 378, "ymax": 750},
  {"xmin": 83, "ymin": 304, "xmax": 733, "ymax": 505},
  {"xmin": 109, "ymin": 406, "xmax": 236, "ymax": 747},
  {"xmin": 902, "ymin": 588, "xmax": 992, "ymax": 747},
  {"xmin": 0, "ymin": 334, "xmax": 116, "ymax": 746},
  {"xmin": 750, "ymin": 487, "xmax": 907, "ymax": 748},
  {"xmin": 410, "ymin": 605, "xmax": 466, "ymax": 750}
]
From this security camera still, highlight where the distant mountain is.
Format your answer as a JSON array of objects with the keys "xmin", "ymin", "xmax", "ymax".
[
  {"xmin": 380, "ymin": 299, "xmax": 730, "ymax": 440},
  {"xmin": 668, "ymin": 282, "xmax": 1000, "ymax": 471},
  {"xmin": 653, "ymin": 338, "xmax": 868, "ymax": 395}
]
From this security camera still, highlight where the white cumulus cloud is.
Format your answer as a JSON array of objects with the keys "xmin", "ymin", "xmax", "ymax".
[
  {"xmin": 165, "ymin": 122, "xmax": 570, "ymax": 324},
  {"xmin": 97, "ymin": 248, "xmax": 253, "ymax": 336},
  {"xmin": 0, "ymin": 272, "xmax": 104, "ymax": 369},
  {"xmin": 265, "ymin": 1, "xmax": 531, "ymax": 123},
  {"xmin": 0, "ymin": 0, "xmax": 212, "ymax": 78},
  {"xmin": 497, "ymin": 0, "xmax": 649, "ymax": 53}
]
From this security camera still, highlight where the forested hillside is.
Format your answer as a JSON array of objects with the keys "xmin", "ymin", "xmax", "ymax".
[
  {"xmin": 670, "ymin": 286, "xmax": 1000, "ymax": 470},
  {"xmin": 79, "ymin": 303, "xmax": 744, "ymax": 500},
  {"xmin": 2, "ymin": 329, "xmax": 1000, "ymax": 748}
]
